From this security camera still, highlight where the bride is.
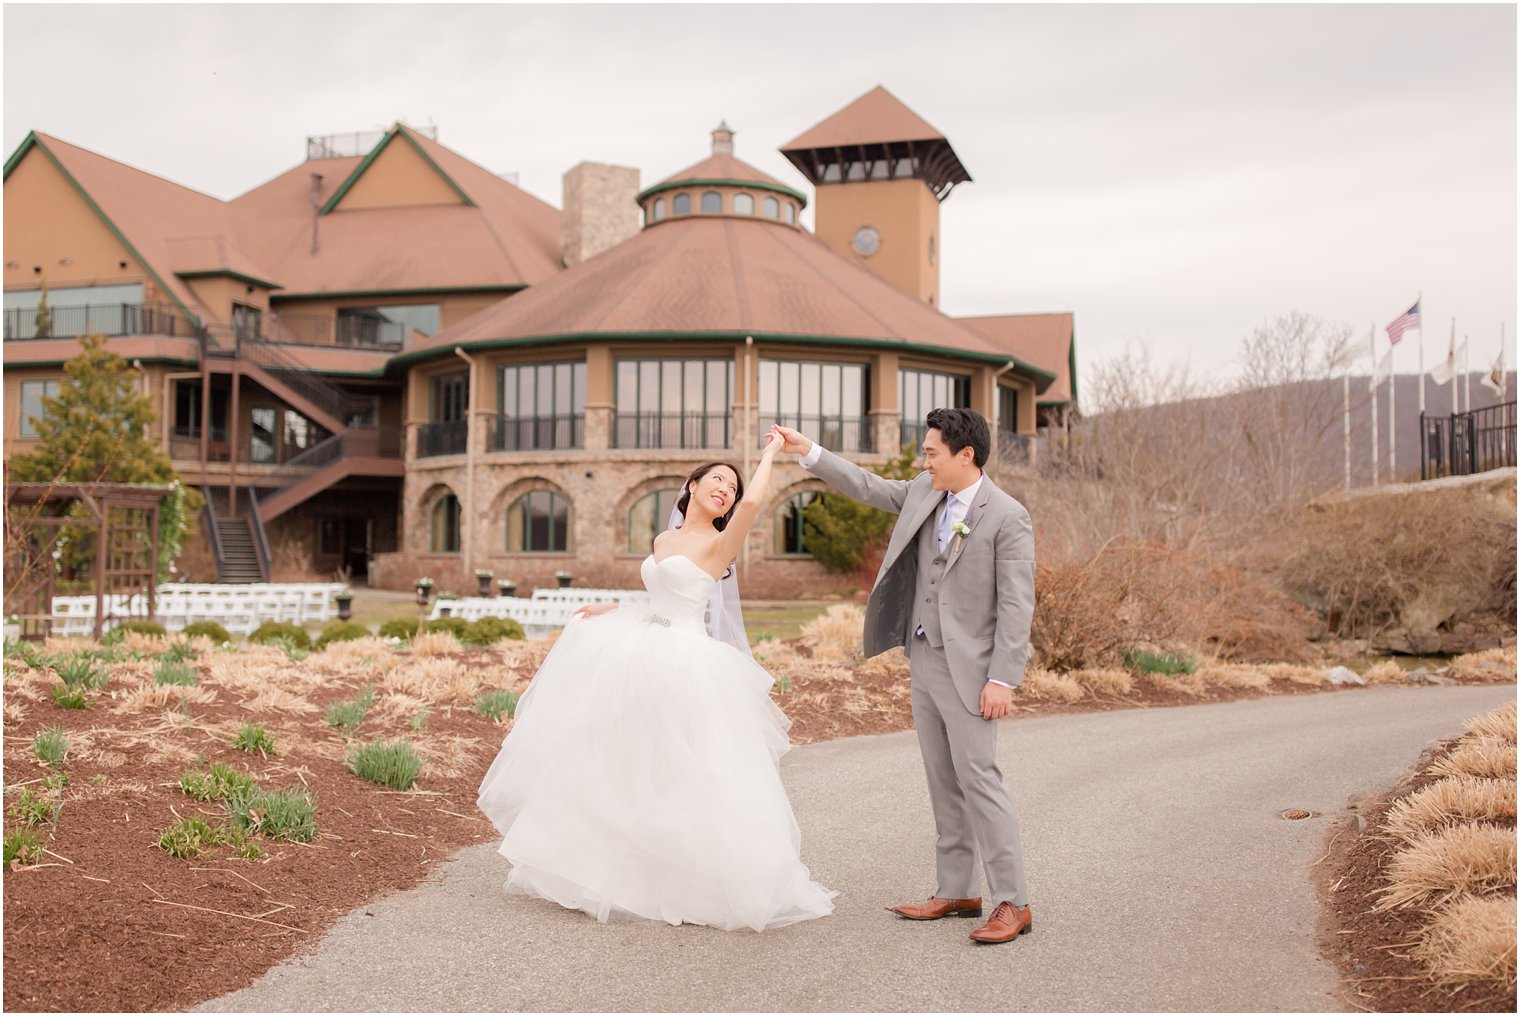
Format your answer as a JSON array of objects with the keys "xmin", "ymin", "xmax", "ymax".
[{"xmin": 476, "ymin": 431, "xmax": 835, "ymax": 931}]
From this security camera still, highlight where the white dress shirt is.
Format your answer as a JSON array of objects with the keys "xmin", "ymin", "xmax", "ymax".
[{"xmin": 801, "ymin": 444, "xmax": 1010, "ymax": 690}]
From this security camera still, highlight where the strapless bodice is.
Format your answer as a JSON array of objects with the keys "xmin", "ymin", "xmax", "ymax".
[{"xmin": 639, "ymin": 554, "xmax": 715, "ymax": 633}]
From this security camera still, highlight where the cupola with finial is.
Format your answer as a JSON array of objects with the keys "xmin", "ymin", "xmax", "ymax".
[{"xmin": 636, "ymin": 121, "xmax": 807, "ymax": 229}]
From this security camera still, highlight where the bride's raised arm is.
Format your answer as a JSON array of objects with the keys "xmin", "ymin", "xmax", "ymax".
[{"xmin": 714, "ymin": 430, "xmax": 782, "ymax": 563}]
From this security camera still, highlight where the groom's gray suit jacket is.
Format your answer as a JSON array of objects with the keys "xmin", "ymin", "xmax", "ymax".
[{"xmin": 806, "ymin": 447, "xmax": 1036, "ymax": 715}]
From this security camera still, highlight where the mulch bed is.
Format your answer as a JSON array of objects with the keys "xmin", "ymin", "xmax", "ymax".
[
  {"xmin": 1314, "ymin": 739, "xmax": 1517, "ymax": 1013},
  {"xmin": 1, "ymin": 635, "xmax": 1511, "ymax": 1012}
]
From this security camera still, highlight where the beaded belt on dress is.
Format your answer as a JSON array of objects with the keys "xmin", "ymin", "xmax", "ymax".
[{"xmin": 645, "ymin": 614, "xmax": 672, "ymax": 627}]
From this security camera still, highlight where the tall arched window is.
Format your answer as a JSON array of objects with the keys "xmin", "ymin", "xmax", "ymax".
[
  {"xmin": 672, "ymin": 193, "xmax": 691, "ymax": 215},
  {"xmin": 774, "ymin": 492, "xmax": 819, "ymax": 556},
  {"xmin": 506, "ymin": 490, "xmax": 570, "ymax": 553},
  {"xmin": 652, "ymin": 197, "xmax": 666, "ymax": 222},
  {"xmin": 762, "ymin": 196, "xmax": 780, "ymax": 219},
  {"xmin": 784, "ymin": 203, "xmax": 796, "ymax": 224},
  {"xmin": 733, "ymin": 193, "xmax": 754, "ymax": 215},
  {"xmin": 627, "ymin": 488, "xmax": 682, "ymax": 553},
  {"xmin": 700, "ymin": 191, "xmax": 722, "ymax": 213},
  {"xmin": 431, "ymin": 493, "xmax": 461, "ymax": 553}
]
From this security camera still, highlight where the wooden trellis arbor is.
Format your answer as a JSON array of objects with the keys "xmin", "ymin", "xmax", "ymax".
[{"xmin": 3, "ymin": 481, "xmax": 173, "ymax": 639}]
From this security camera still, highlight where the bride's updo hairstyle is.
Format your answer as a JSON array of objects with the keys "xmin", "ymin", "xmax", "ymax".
[{"xmin": 675, "ymin": 462, "xmax": 745, "ymax": 531}]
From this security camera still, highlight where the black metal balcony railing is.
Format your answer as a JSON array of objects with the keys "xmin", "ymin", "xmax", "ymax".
[
  {"xmin": 1421, "ymin": 401, "xmax": 1517, "ymax": 480},
  {"xmin": 613, "ymin": 412, "xmax": 731, "ymax": 450},
  {"xmin": 759, "ymin": 414, "xmax": 875, "ymax": 454},
  {"xmin": 489, "ymin": 414, "xmax": 584, "ymax": 452},
  {"xmin": 899, "ymin": 422, "xmax": 929, "ymax": 452},
  {"xmin": 267, "ymin": 426, "xmax": 403, "ymax": 478},
  {"xmin": 4, "ymin": 302, "xmax": 201, "ymax": 341},
  {"xmin": 417, "ymin": 419, "xmax": 469, "ymax": 458}
]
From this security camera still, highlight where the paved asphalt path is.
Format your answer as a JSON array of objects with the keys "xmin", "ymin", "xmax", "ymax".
[{"xmin": 200, "ymin": 684, "xmax": 1515, "ymax": 1013}]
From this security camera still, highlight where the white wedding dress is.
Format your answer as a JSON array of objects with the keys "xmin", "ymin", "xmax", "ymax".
[{"xmin": 476, "ymin": 554, "xmax": 836, "ymax": 931}]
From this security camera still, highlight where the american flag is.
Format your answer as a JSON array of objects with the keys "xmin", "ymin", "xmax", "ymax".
[{"xmin": 1386, "ymin": 300, "xmax": 1421, "ymax": 345}]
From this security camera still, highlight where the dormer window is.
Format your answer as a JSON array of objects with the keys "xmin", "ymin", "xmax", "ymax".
[
  {"xmin": 673, "ymin": 193, "xmax": 691, "ymax": 215},
  {"xmin": 785, "ymin": 203, "xmax": 796, "ymax": 224},
  {"xmin": 700, "ymin": 191, "xmax": 721, "ymax": 213},
  {"xmin": 652, "ymin": 197, "xmax": 666, "ymax": 222},
  {"xmin": 733, "ymin": 193, "xmax": 754, "ymax": 215},
  {"xmin": 762, "ymin": 196, "xmax": 779, "ymax": 219}
]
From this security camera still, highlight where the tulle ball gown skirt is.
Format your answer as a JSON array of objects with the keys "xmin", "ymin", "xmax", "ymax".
[{"xmin": 476, "ymin": 610, "xmax": 835, "ymax": 931}]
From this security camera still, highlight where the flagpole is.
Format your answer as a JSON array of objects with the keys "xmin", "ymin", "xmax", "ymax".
[
  {"xmin": 1370, "ymin": 320, "xmax": 1379, "ymax": 485},
  {"xmin": 1418, "ymin": 300, "xmax": 1426, "ymax": 414},
  {"xmin": 1463, "ymin": 335, "xmax": 1471, "ymax": 413},
  {"xmin": 1389, "ymin": 338, "xmax": 1397, "ymax": 481},
  {"xmin": 1342, "ymin": 371, "xmax": 1350, "ymax": 489}
]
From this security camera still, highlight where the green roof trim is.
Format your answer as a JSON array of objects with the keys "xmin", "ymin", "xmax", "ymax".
[
  {"xmin": 389, "ymin": 329, "xmax": 1058, "ymax": 388},
  {"xmin": 7, "ymin": 133, "xmax": 201, "ymax": 327},
  {"xmin": 1067, "ymin": 323, "xmax": 1079, "ymax": 408},
  {"xmin": 319, "ymin": 126, "xmax": 475, "ymax": 215},
  {"xmin": 636, "ymin": 177, "xmax": 808, "ymax": 209},
  {"xmin": 272, "ymin": 284, "xmax": 525, "ymax": 302},
  {"xmin": 3, "ymin": 354, "xmax": 201, "ymax": 370},
  {"xmin": 177, "ymin": 269, "xmax": 284, "ymax": 291},
  {"xmin": 3, "ymin": 131, "xmax": 39, "ymax": 180}
]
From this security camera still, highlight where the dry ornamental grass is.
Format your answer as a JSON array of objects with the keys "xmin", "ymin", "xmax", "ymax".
[
  {"xmin": 1378, "ymin": 822, "xmax": 1517, "ymax": 910},
  {"xmin": 1383, "ymin": 777, "xmax": 1518, "ymax": 843},
  {"xmin": 1430, "ymin": 737, "xmax": 1518, "ymax": 782},
  {"xmin": 1465, "ymin": 699, "xmax": 1517, "ymax": 743},
  {"xmin": 1412, "ymin": 894, "xmax": 1519, "ymax": 989}
]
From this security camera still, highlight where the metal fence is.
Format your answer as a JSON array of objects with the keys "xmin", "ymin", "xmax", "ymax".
[
  {"xmin": 612, "ymin": 412, "xmax": 731, "ymax": 450},
  {"xmin": 1421, "ymin": 401, "xmax": 1516, "ymax": 480},
  {"xmin": 489, "ymin": 414, "xmax": 584, "ymax": 452},
  {"xmin": 4, "ymin": 302, "xmax": 201, "ymax": 341},
  {"xmin": 759, "ymin": 414, "xmax": 874, "ymax": 454},
  {"xmin": 417, "ymin": 419, "xmax": 469, "ymax": 458}
]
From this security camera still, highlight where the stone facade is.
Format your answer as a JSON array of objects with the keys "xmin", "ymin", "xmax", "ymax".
[
  {"xmin": 561, "ymin": 162, "xmax": 641, "ymax": 267},
  {"xmin": 369, "ymin": 407, "xmax": 896, "ymax": 599}
]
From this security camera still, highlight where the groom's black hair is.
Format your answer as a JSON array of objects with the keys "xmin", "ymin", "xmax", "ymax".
[
  {"xmin": 675, "ymin": 462, "xmax": 744, "ymax": 532},
  {"xmin": 925, "ymin": 407, "xmax": 990, "ymax": 468}
]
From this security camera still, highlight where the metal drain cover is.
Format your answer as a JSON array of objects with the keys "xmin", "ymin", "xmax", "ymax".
[{"xmin": 1280, "ymin": 809, "xmax": 1313, "ymax": 820}]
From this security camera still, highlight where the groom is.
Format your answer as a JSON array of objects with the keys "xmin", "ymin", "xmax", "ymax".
[{"xmin": 772, "ymin": 408, "xmax": 1036, "ymax": 944}]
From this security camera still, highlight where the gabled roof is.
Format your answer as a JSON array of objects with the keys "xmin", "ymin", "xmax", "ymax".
[
  {"xmin": 399, "ymin": 215, "xmax": 1055, "ymax": 391},
  {"xmin": 638, "ymin": 153, "xmax": 807, "ymax": 206},
  {"xmin": 781, "ymin": 85, "xmax": 950, "ymax": 151},
  {"xmin": 319, "ymin": 125, "xmax": 475, "ymax": 214},
  {"xmin": 5, "ymin": 131, "xmax": 273, "ymax": 323},
  {"xmin": 231, "ymin": 125, "xmax": 563, "ymax": 296},
  {"xmin": 3, "ymin": 125, "xmax": 565, "ymax": 322},
  {"xmin": 958, "ymin": 313, "xmax": 1077, "ymax": 405}
]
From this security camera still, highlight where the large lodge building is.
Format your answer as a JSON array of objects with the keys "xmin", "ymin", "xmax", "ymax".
[{"xmin": 3, "ymin": 87, "xmax": 1076, "ymax": 597}]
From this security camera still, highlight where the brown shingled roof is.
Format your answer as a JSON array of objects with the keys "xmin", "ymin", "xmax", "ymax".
[
  {"xmin": 646, "ymin": 152, "xmax": 803, "ymax": 200},
  {"xmin": 781, "ymin": 85, "xmax": 949, "ymax": 150},
  {"xmin": 401, "ymin": 216, "xmax": 1055, "ymax": 390},
  {"xmin": 26, "ymin": 133, "xmax": 272, "ymax": 322},
  {"xmin": 231, "ymin": 125, "xmax": 563, "ymax": 296},
  {"xmin": 959, "ymin": 313, "xmax": 1076, "ymax": 405}
]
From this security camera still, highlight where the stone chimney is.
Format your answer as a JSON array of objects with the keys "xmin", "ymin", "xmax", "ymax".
[{"xmin": 561, "ymin": 162, "xmax": 640, "ymax": 267}]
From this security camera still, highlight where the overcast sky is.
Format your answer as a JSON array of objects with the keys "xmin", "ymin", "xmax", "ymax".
[{"xmin": 5, "ymin": 3, "xmax": 1515, "ymax": 396}]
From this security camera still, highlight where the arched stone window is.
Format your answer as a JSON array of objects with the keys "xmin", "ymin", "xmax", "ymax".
[
  {"xmin": 700, "ymin": 191, "xmax": 722, "ymax": 213},
  {"xmin": 733, "ymin": 193, "xmax": 754, "ymax": 215},
  {"xmin": 627, "ymin": 488, "xmax": 681, "ymax": 553},
  {"xmin": 762, "ymin": 196, "xmax": 780, "ymax": 219},
  {"xmin": 784, "ymin": 203, "xmax": 796, "ymax": 224},
  {"xmin": 506, "ymin": 490, "xmax": 571, "ymax": 553},
  {"xmin": 773, "ymin": 492, "xmax": 819, "ymax": 556},
  {"xmin": 431, "ymin": 493, "xmax": 461, "ymax": 553},
  {"xmin": 652, "ymin": 197, "xmax": 666, "ymax": 222},
  {"xmin": 673, "ymin": 193, "xmax": 691, "ymax": 215}
]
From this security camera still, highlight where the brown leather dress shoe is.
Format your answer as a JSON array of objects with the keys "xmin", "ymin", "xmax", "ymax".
[
  {"xmin": 889, "ymin": 896, "xmax": 983, "ymax": 920},
  {"xmin": 969, "ymin": 901, "xmax": 1033, "ymax": 943}
]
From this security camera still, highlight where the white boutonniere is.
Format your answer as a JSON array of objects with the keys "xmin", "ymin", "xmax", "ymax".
[{"xmin": 950, "ymin": 520, "xmax": 972, "ymax": 556}]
